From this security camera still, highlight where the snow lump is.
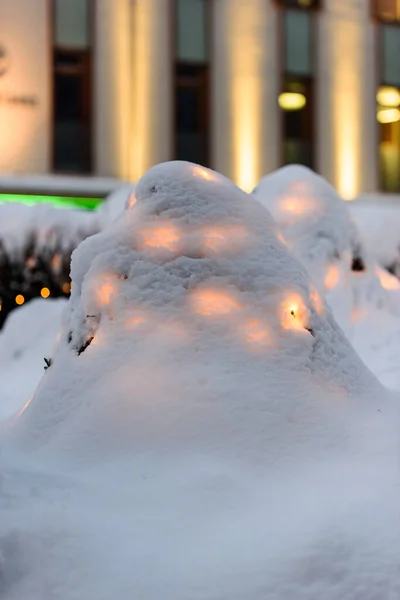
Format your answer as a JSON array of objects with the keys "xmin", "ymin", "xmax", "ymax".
[{"xmin": 1, "ymin": 161, "xmax": 399, "ymax": 600}]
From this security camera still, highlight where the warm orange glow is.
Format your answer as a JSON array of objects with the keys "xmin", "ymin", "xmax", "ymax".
[
  {"xmin": 192, "ymin": 166, "xmax": 216, "ymax": 181},
  {"xmin": 242, "ymin": 319, "xmax": 270, "ymax": 346},
  {"xmin": 324, "ymin": 264, "xmax": 341, "ymax": 290},
  {"xmin": 15, "ymin": 294, "xmax": 25, "ymax": 306},
  {"xmin": 26, "ymin": 257, "xmax": 37, "ymax": 269},
  {"xmin": 376, "ymin": 266, "xmax": 400, "ymax": 290},
  {"xmin": 16, "ymin": 395, "xmax": 33, "ymax": 419},
  {"xmin": 51, "ymin": 254, "xmax": 62, "ymax": 271},
  {"xmin": 279, "ymin": 195, "xmax": 316, "ymax": 216},
  {"xmin": 41, "ymin": 287, "xmax": 50, "ymax": 299},
  {"xmin": 310, "ymin": 287, "xmax": 324, "ymax": 316},
  {"xmin": 62, "ymin": 282, "xmax": 71, "ymax": 294},
  {"xmin": 139, "ymin": 223, "xmax": 181, "ymax": 252},
  {"xmin": 128, "ymin": 193, "xmax": 137, "ymax": 208},
  {"xmin": 280, "ymin": 294, "xmax": 309, "ymax": 331},
  {"xmin": 191, "ymin": 288, "xmax": 242, "ymax": 316},
  {"xmin": 202, "ymin": 226, "xmax": 248, "ymax": 253},
  {"xmin": 125, "ymin": 312, "xmax": 146, "ymax": 329},
  {"xmin": 96, "ymin": 277, "xmax": 118, "ymax": 306}
]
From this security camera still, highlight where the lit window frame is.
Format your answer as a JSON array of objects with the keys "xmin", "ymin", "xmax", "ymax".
[{"xmin": 276, "ymin": 0, "xmax": 321, "ymax": 170}]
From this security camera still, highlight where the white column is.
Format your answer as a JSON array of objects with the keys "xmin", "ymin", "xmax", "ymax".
[
  {"xmin": 212, "ymin": 0, "xmax": 279, "ymax": 191},
  {"xmin": 94, "ymin": 0, "xmax": 131, "ymax": 180},
  {"xmin": 317, "ymin": 0, "xmax": 377, "ymax": 198},
  {"xmin": 130, "ymin": 0, "xmax": 172, "ymax": 181},
  {"xmin": 0, "ymin": 0, "xmax": 51, "ymax": 173}
]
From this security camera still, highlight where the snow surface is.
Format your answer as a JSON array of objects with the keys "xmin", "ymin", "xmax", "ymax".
[
  {"xmin": 97, "ymin": 182, "xmax": 136, "ymax": 228},
  {"xmin": 1, "ymin": 161, "xmax": 399, "ymax": 599},
  {"xmin": 0, "ymin": 202, "xmax": 99, "ymax": 260},
  {"xmin": 0, "ymin": 298, "xmax": 66, "ymax": 420}
]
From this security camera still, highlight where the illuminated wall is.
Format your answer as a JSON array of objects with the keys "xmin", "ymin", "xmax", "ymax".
[
  {"xmin": 212, "ymin": 0, "xmax": 279, "ymax": 191},
  {"xmin": 0, "ymin": 0, "xmax": 50, "ymax": 173},
  {"xmin": 318, "ymin": 0, "xmax": 377, "ymax": 198},
  {"xmin": 94, "ymin": 0, "xmax": 131, "ymax": 180},
  {"xmin": 130, "ymin": 0, "xmax": 172, "ymax": 181}
]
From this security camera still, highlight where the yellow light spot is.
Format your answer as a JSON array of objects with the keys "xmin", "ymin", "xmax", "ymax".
[
  {"xmin": 242, "ymin": 319, "xmax": 270, "ymax": 346},
  {"xmin": 202, "ymin": 226, "xmax": 248, "ymax": 253},
  {"xmin": 128, "ymin": 193, "xmax": 137, "ymax": 208},
  {"xmin": 276, "ymin": 231, "xmax": 288, "ymax": 246},
  {"xmin": 51, "ymin": 254, "xmax": 62, "ymax": 271},
  {"xmin": 140, "ymin": 223, "xmax": 181, "ymax": 251},
  {"xmin": 41, "ymin": 287, "xmax": 50, "ymax": 299},
  {"xmin": 376, "ymin": 266, "xmax": 400, "ymax": 290},
  {"xmin": 96, "ymin": 276, "xmax": 119, "ymax": 306},
  {"xmin": 62, "ymin": 282, "xmax": 71, "ymax": 294},
  {"xmin": 279, "ymin": 195, "xmax": 316, "ymax": 216},
  {"xmin": 192, "ymin": 166, "xmax": 216, "ymax": 181},
  {"xmin": 280, "ymin": 294, "xmax": 309, "ymax": 331},
  {"xmin": 191, "ymin": 288, "xmax": 243, "ymax": 316},
  {"xmin": 125, "ymin": 312, "xmax": 146, "ymax": 329},
  {"xmin": 15, "ymin": 294, "xmax": 25, "ymax": 306},
  {"xmin": 310, "ymin": 287, "xmax": 323, "ymax": 315},
  {"xmin": 26, "ymin": 256, "xmax": 36, "ymax": 269},
  {"xmin": 377, "ymin": 108, "xmax": 400, "ymax": 124},
  {"xmin": 278, "ymin": 92, "xmax": 306, "ymax": 111},
  {"xmin": 324, "ymin": 264, "xmax": 341, "ymax": 290},
  {"xmin": 377, "ymin": 86, "xmax": 400, "ymax": 108}
]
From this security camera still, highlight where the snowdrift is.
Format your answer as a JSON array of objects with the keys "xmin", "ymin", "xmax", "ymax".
[{"xmin": 1, "ymin": 162, "xmax": 399, "ymax": 600}]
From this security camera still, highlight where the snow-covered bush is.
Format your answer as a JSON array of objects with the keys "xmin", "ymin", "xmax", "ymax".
[
  {"xmin": 0, "ymin": 203, "xmax": 99, "ymax": 328},
  {"xmin": 2, "ymin": 162, "xmax": 399, "ymax": 598},
  {"xmin": 253, "ymin": 165, "xmax": 400, "ymax": 331}
]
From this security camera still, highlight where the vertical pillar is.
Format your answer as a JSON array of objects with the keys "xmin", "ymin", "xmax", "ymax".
[
  {"xmin": 94, "ymin": 0, "xmax": 131, "ymax": 179},
  {"xmin": 317, "ymin": 0, "xmax": 377, "ymax": 198},
  {"xmin": 130, "ymin": 0, "xmax": 172, "ymax": 181},
  {"xmin": 211, "ymin": 0, "xmax": 279, "ymax": 191},
  {"xmin": 0, "ymin": 0, "xmax": 51, "ymax": 173}
]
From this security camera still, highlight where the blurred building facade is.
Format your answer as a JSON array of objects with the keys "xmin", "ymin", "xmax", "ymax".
[{"xmin": 0, "ymin": 0, "xmax": 399, "ymax": 197}]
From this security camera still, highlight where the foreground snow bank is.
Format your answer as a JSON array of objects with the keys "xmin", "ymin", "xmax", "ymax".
[
  {"xmin": 0, "ymin": 298, "xmax": 66, "ymax": 420},
  {"xmin": 1, "ymin": 162, "xmax": 399, "ymax": 599}
]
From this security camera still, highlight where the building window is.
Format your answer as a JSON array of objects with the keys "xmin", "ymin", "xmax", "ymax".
[
  {"xmin": 53, "ymin": 0, "xmax": 93, "ymax": 173},
  {"xmin": 377, "ymin": 16, "xmax": 400, "ymax": 191},
  {"xmin": 277, "ymin": 4, "xmax": 317, "ymax": 169},
  {"xmin": 174, "ymin": 0, "xmax": 210, "ymax": 167},
  {"xmin": 375, "ymin": 0, "xmax": 400, "ymax": 22}
]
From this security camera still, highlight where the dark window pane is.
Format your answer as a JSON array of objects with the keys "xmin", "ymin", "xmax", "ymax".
[
  {"xmin": 176, "ymin": 0, "xmax": 207, "ymax": 63},
  {"xmin": 54, "ymin": 69, "xmax": 91, "ymax": 172},
  {"xmin": 175, "ymin": 66, "xmax": 209, "ymax": 166},
  {"xmin": 382, "ymin": 25, "xmax": 400, "ymax": 86},
  {"xmin": 276, "ymin": 0, "xmax": 319, "ymax": 8},
  {"xmin": 280, "ymin": 78, "xmax": 313, "ymax": 168},
  {"xmin": 284, "ymin": 10, "xmax": 313, "ymax": 76}
]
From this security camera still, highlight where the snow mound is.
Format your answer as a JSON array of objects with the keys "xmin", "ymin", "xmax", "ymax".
[
  {"xmin": 2, "ymin": 162, "xmax": 399, "ymax": 599},
  {"xmin": 6, "ymin": 160, "xmax": 382, "ymax": 456},
  {"xmin": 98, "ymin": 182, "xmax": 136, "ymax": 228},
  {"xmin": 252, "ymin": 166, "xmax": 400, "ymax": 331},
  {"xmin": 253, "ymin": 165, "xmax": 364, "ymax": 282}
]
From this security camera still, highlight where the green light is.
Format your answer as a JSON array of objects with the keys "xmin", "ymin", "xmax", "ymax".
[{"xmin": 0, "ymin": 193, "xmax": 103, "ymax": 211}]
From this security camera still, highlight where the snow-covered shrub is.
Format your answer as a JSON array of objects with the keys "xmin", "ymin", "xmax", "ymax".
[
  {"xmin": 253, "ymin": 165, "xmax": 400, "ymax": 331},
  {"xmin": 0, "ymin": 163, "xmax": 400, "ymax": 600},
  {"xmin": 2, "ymin": 162, "xmax": 399, "ymax": 599},
  {"xmin": 0, "ymin": 203, "xmax": 99, "ymax": 328}
]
